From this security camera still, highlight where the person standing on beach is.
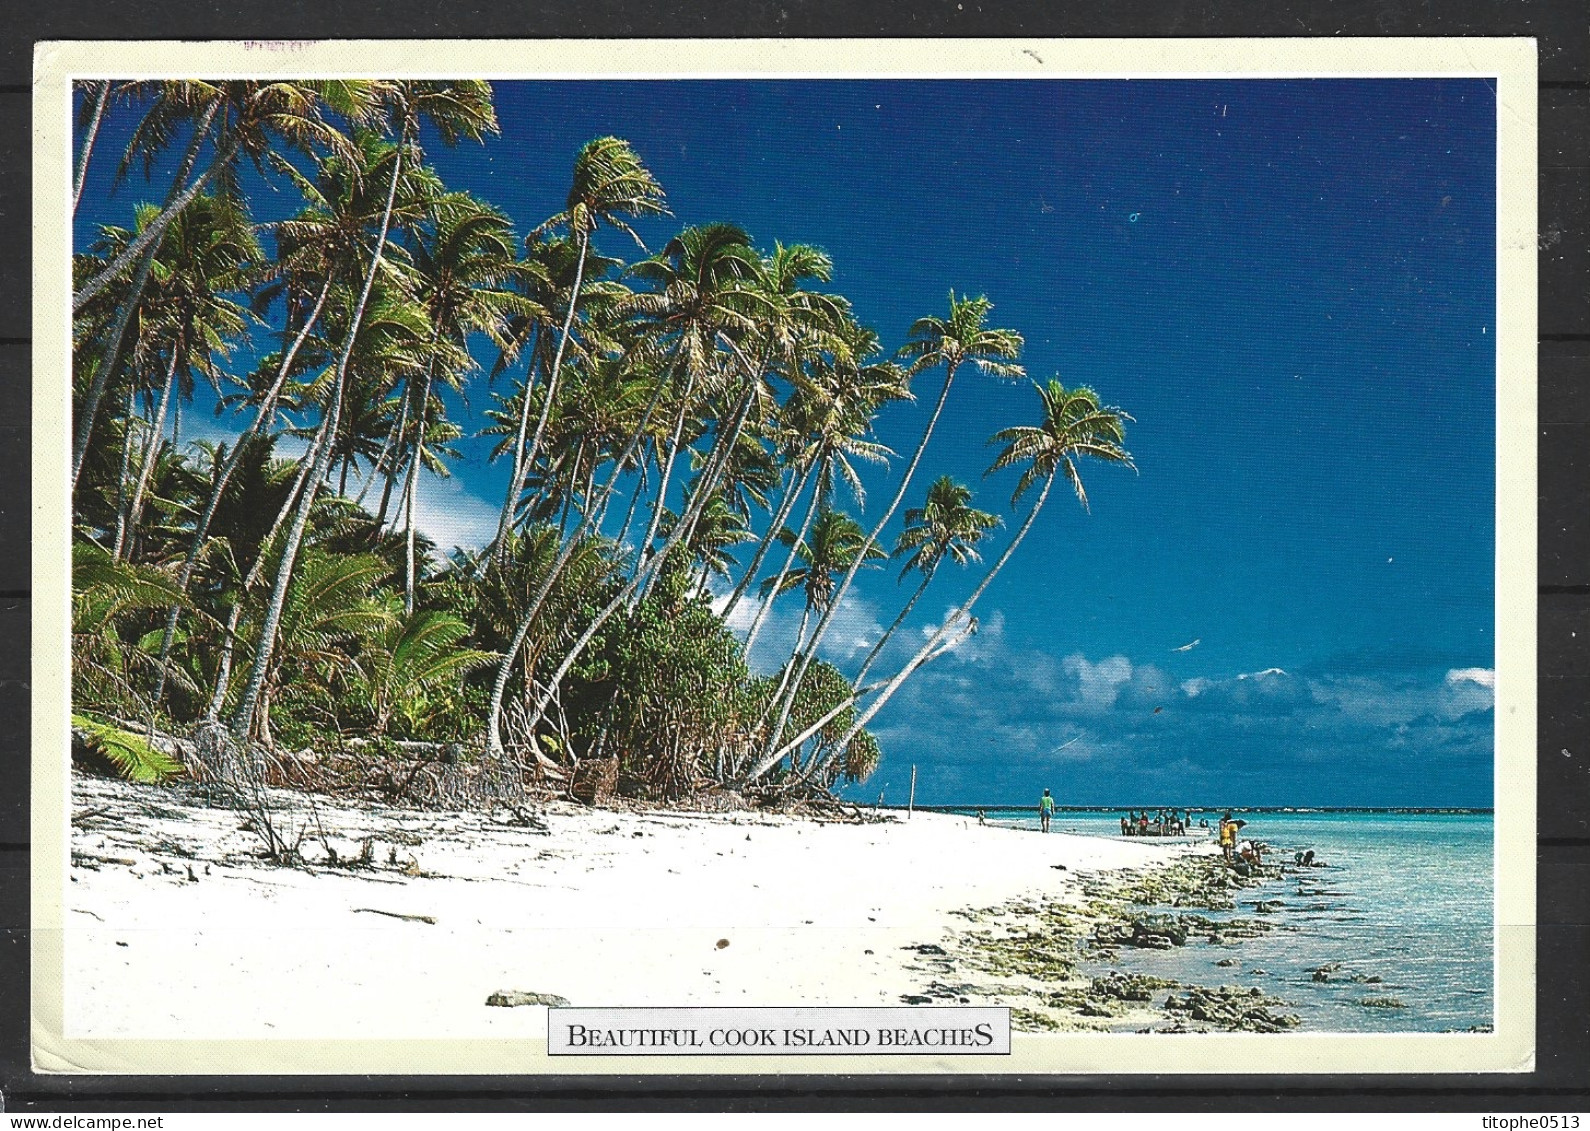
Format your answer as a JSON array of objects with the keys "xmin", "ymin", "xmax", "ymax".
[
  {"xmin": 1039, "ymin": 789, "xmax": 1055, "ymax": 833},
  {"xmin": 1218, "ymin": 812, "xmax": 1238, "ymax": 863}
]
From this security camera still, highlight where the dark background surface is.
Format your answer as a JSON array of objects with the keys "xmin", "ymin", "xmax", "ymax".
[{"xmin": 0, "ymin": 0, "xmax": 1585, "ymax": 1112}]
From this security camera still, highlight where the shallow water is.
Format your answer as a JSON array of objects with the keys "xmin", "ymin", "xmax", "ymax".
[{"xmin": 940, "ymin": 807, "xmax": 1494, "ymax": 1033}]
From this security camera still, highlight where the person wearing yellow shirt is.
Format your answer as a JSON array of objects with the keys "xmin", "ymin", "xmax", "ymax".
[{"xmin": 1218, "ymin": 812, "xmax": 1238, "ymax": 863}]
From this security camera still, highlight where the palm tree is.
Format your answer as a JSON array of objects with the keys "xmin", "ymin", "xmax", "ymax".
[
  {"xmin": 73, "ymin": 80, "xmax": 113, "ymax": 215},
  {"xmin": 505, "ymin": 137, "xmax": 668, "ymax": 549},
  {"xmin": 245, "ymin": 550, "xmax": 394, "ymax": 748},
  {"xmin": 396, "ymin": 192, "xmax": 524, "ymax": 612},
  {"xmin": 480, "ymin": 223, "xmax": 759, "ymax": 758},
  {"xmin": 113, "ymin": 193, "xmax": 258, "ymax": 563},
  {"xmin": 70, "ymin": 81, "xmax": 375, "ymax": 489},
  {"xmin": 759, "ymin": 292, "xmax": 1021, "ymax": 762},
  {"xmin": 753, "ymin": 507, "xmax": 884, "ymax": 768},
  {"xmin": 854, "ymin": 475, "xmax": 1000, "ymax": 684},
  {"xmin": 811, "ymin": 380, "xmax": 1133, "ymax": 783},
  {"xmin": 361, "ymin": 607, "xmax": 494, "ymax": 736},
  {"xmin": 507, "ymin": 234, "xmax": 851, "ymax": 742},
  {"xmin": 736, "ymin": 331, "xmax": 903, "ymax": 650},
  {"xmin": 75, "ymin": 80, "xmax": 373, "ymax": 312},
  {"xmin": 230, "ymin": 83, "xmax": 497, "ymax": 745}
]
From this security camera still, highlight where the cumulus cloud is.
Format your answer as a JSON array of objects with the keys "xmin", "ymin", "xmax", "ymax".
[
  {"xmin": 843, "ymin": 614, "xmax": 1497, "ymax": 807},
  {"xmin": 408, "ymin": 474, "xmax": 502, "ymax": 553},
  {"xmin": 1447, "ymin": 667, "xmax": 1495, "ymax": 688},
  {"xmin": 1062, "ymin": 653, "xmax": 1134, "ymax": 711},
  {"xmin": 715, "ymin": 586, "xmax": 885, "ymax": 675}
]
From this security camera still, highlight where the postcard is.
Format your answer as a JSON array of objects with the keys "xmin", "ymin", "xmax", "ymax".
[{"xmin": 33, "ymin": 38, "xmax": 1536, "ymax": 1075}]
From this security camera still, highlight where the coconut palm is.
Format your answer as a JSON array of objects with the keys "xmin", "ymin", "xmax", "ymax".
[
  {"xmin": 395, "ymin": 193, "xmax": 525, "ymax": 612},
  {"xmin": 70, "ymin": 81, "xmax": 376, "ymax": 489},
  {"xmin": 854, "ymin": 475, "xmax": 1000, "ymax": 684},
  {"xmin": 508, "ymin": 138, "xmax": 668, "ymax": 542},
  {"xmin": 230, "ymin": 83, "xmax": 497, "ymax": 745},
  {"xmin": 73, "ymin": 81, "xmax": 113, "ymax": 215},
  {"xmin": 736, "ymin": 331, "xmax": 903, "ymax": 650},
  {"xmin": 809, "ymin": 380, "xmax": 1133, "ymax": 783},
  {"xmin": 113, "ymin": 193, "xmax": 258, "ymax": 563},
  {"xmin": 480, "ymin": 223, "xmax": 759, "ymax": 758},
  {"xmin": 758, "ymin": 292, "xmax": 1021, "ymax": 763}
]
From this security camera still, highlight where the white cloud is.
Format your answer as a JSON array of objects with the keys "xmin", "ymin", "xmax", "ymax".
[
  {"xmin": 409, "ymin": 473, "xmax": 502, "ymax": 553},
  {"xmin": 1446, "ymin": 667, "xmax": 1495, "ymax": 688},
  {"xmin": 1062, "ymin": 652, "xmax": 1134, "ymax": 711},
  {"xmin": 717, "ymin": 586, "xmax": 885, "ymax": 676}
]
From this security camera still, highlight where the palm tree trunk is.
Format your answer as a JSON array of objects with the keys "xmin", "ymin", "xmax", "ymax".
[
  {"xmin": 816, "ymin": 472, "xmax": 1055, "ymax": 779},
  {"xmin": 722, "ymin": 460, "xmax": 806, "ymax": 622},
  {"xmin": 755, "ymin": 602, "xmax": 813, "ymax": 751},
  {"xmin": 520, "ymin": 229, "xmax": 589, "ymax": 512},
  {"xmin": 114, "ymin": 349, "xmax": 179, "ymax": 561},
  {"xmin": 742, "ymin": 468, "xmax": 820, "ymax": 657},
  {"xmin": 855, "ymin": 568, "xmax": 936, "ymax": 686},
  {"xmin": 148, "ymin": 274, "xmax": 335, "ymax": 714},
  {"xmin": 632, "ymin": 371, "xmax": 697, "ymax": 581},
  {"xmin": 229, "ymin": 134, "xmax": 406, "ymax": 744},
  {"xmin": 110, "ymin": 388, "xmax": 138, "ymax": 559},
  {"xmin": 203, "ymin": 414, "xmax": 329, "ymax": 719},
  {"xmin": 73, "ymin": 81, "xmax": 110, "ymax": 216},
  {"xmin": 71, "ymin": 105, "xmax": 220, "ymax": 490},
  {"xmin": 615, "ymin": 454, "xmax": 649, "ymax": 546},
  {"xmin": 639, "ymin": 342, "xmax": 763, "ymax": 602},
  {"xmin": 483, "ymin": 339, "xmax": 684, "ymax": 756},
  {"xmin": 373, "ymin": 396, "xmax": 409, "ymax": 529},
  {"xmin": 759, "ymin": 361, "xmax": 961, "ymax": 761},
  {"xmin": 206, "ymin": 601, "xmax": 246, "ymax": 720},
  {"xmin": 73, "ymin": 104, "xmax": 232, "ymax": 313},
  {"xmin": 401, "ymin": 356, "xmax": 438, "ymax": 615},
  {"xmin": 492, "ymin": 333, "xmax": 541, "ymax": 563}
]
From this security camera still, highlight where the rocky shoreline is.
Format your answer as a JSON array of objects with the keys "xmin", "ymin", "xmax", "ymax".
[{"xmin": 895, "ymin": 854, "xmax": 1313, "ymax": 1032}]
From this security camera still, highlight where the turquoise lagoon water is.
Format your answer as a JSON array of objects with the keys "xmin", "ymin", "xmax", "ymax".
[{"xmin": 933, "ymin": 807, "xmax": 1495, "ymax": 1033}]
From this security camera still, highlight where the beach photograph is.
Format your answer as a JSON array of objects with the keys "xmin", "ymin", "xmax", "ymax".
[{"xmin": 35, "ymin": 41, "xmax": 1536, "ymax": 1074}]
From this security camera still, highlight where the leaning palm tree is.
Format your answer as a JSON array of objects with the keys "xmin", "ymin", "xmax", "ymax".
[
  {"xmin": 229, "ymin": 83, "xmax": 497, "ymax": 745},
  {"xmin": 502, "ymin": 137, "xmax": 669, "ymax": 551},
  {"xmin": 854, "ymin": 475, "xmax": 1000, "ymax": 684},
  {"xmin": 758, "ymin": 292, "xmax": 1020, "ymax": 763},
  {"xmin": 749, "ymin": 507, "xmax": 884, "ymax": 773},
  {"xmin": 480, "ymin": 223, "xmax": 759, "ymax": 759},
  {"xmin": 736, "ymin": 332, "xmax": 902, "ymax": 650},
  {"xmin": 71, "ymin": 80, "xmax": 375, "ymax": 489},
  {"xmin": 113, "ymin": 193, "xmax": 258, "ymax": 563},
  {"xmin": 396, "ymin": 192, "xmax": 524, "ymax": 612},
  {"xmin": 808, "ymin": 380, "xmax": 1133, "ymax": 783}
]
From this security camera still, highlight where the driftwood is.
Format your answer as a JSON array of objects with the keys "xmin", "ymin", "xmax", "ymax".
[{"xmin": 352, "ymin": 907, "xmax": 437, "ymax": 925}]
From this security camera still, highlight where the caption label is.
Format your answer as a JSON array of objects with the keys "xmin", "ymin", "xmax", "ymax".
[{"xmin": 546, "ymin": 1006, "xmax": 1011, "ymax": 1056}]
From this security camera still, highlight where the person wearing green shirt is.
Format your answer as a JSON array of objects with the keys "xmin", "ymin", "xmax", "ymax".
[{"xmin": 1039, "ymin": 789, "xmax": 1055, "ymax": 833}]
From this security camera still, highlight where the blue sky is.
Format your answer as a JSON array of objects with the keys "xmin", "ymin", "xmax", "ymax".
[{"xmin": 75, "ymin": 78, "xmax": 1498, "ymax": 807}]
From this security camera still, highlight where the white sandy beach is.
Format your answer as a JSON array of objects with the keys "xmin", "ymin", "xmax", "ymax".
[{"xmin": 62, "ymin": 776, "xmax": 1207, "ymax": 1041}]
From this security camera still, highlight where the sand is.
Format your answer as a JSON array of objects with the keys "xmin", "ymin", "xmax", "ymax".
[{"xmin": 61, "ymin": 775, "xmax": 1207, "ymax": 1040}]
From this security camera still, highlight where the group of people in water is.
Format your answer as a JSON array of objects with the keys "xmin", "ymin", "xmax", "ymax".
[
  {"xmin": 1119, "ymin": 809, "xmax": 1204, "ymax": 837},
  {"xmin": 1013, "ymin": 798, "xmax": 1320, "ymax": 878}
]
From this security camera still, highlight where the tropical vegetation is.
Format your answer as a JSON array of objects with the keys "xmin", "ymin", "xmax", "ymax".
[{"xmin": 70, "ymin": 79, "xmax": 1134, "ymax": 804}]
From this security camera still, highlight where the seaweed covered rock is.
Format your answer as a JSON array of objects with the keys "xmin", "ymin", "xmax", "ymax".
[
  {"xmin": 1089, "ymin": 972, "xmax": 1180, "ymax": 1002},
  {"xmin": 1163, "ymin": 986, "xmax": 1302, "ymax": 1033}
]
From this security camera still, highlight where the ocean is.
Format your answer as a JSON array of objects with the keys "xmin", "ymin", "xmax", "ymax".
[{"xmin": 935, "ymin": 806, "xmax": 1495, "ymax": 1033}]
